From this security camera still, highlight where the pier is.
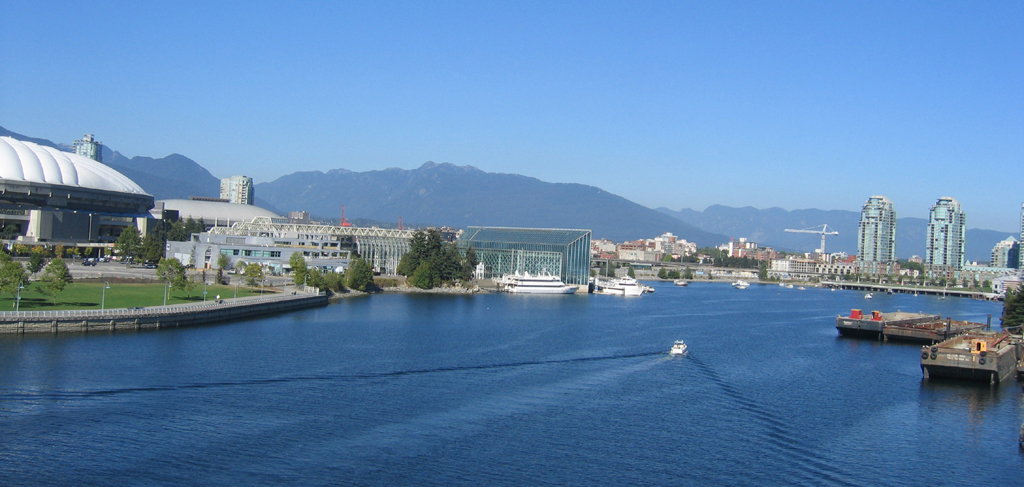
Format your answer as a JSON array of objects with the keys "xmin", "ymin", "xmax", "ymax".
[
  {"xmin": 836, "ymin": 309, "xmax": 989, "ymax": 344},
  {"xmin": 823, "ymin": 281, "xmax": 1000, "ymax": 300},
  {"xmin": 0, "ymin": 291, "xmax": 328, "ymax": 335}
]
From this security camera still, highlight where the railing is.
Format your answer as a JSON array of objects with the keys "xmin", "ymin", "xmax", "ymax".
[{"xmin": 0, "ymin": 290, "xmax": 327, "ymax": 321}]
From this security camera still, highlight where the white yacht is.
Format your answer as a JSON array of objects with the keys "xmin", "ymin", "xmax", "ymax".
[
  {"xmin": 864, "ymin": 292, "xmax": 873, "ymax": 299},
  {"xmin": 732, "ymin": 280, "xmax": 750, "ymax": 289},
  {"xmin": 670, "ymin": 340, "xmax": 688, "ymax": 355},
  {"xmin": 497, "ymin": 272, "xmax": 579, "ymax": 294},
  {"xmin": 673, "ymin": 280, "xmax": 689, "ymax": 287},
  {"xmin": 596, "ymin": 276, "xmax": 644, "ymax": 296}
]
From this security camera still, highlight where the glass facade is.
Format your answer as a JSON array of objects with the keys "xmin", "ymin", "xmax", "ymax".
[
  {"xmin": 457, "ymin": 227, "xmax": 592, "ymax": 285},
  {"xmin": 857, "ymin": 195, "xmax": 896, "ymax": 262},
  {"xmin": 926, "ymin": 197, "xmax": 966, "ymax": 269}
]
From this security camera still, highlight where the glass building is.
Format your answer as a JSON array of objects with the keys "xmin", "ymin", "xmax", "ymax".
[
  {"xmin": 457, "ymin": 227, "xmax": 592, "ymax": 285},
  {"xmin": 926, "ymin": 196, "xmax": 966, "ymax": 269},
  {"xmin": 857, "ymin": 195, "xmax": 896, "ymax": 263}
]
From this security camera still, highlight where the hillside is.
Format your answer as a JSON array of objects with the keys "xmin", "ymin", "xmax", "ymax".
[
  {"xmin": 255, "ymin": 162, "xmax": 727, "ymax": 245},
  {"xmin": 658, "ymin": 205, "xmax": 1015, "ymax": 262}
]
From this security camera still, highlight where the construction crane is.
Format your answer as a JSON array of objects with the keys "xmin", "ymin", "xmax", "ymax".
[
  {"xmin": 784, "ymin": 224, "xmax": 838, "ymax": 258},
  {"xmin": 340, "ymin": 205, "xmax": 352, "ymax": 227}
]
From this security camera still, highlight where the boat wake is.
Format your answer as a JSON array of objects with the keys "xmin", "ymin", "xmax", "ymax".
[
  {"xmin": 687, "ymin": 354, "xmax": 867, "ymax": 486},
  {"xmin": 0, "ymin": 351, "xmax": 667, "ymax": 402}
]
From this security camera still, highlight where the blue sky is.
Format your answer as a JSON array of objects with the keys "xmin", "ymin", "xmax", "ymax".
[{"xmin": 2, "ymin": 1, "xmax": 1021, "ymax": 230}]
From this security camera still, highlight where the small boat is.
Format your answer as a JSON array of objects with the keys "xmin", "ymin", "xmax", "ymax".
[
  {"xmin": 673, "ymin": 280, "xmax": 688, "ymax": 287},
  {"xmin": 864, "ymin": 293, "xmax": 874, "ymax": 299},
  {"xmin": 830, "ymin": 288, "xmax": 836, "ymax": 292},
  {"xmin": 798, "ymin": 286, "xmax": 806, "ymax": 290},
  {"xmin": 670, "ymin": 340, "xmax": 688, "ymax": 355},
  {"xmin": 732, "ymin": 280, "xmax": 750, "ymax": 289},
  {"xmin": 595, "ymin": 276, "xmax": 644, "ymax": 296},
  {"xmin": 785, "ymin": 284, "xmax": 794, "ymax": 289}
]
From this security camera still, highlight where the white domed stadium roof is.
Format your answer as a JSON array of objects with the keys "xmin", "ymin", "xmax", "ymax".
[
  {"xmin": 0, "ymin": 136, "xmax": 148, "ymax": 195},
  {"xmin": 159, "ymin": 199, "xmax": 281, "ymax": 223}
]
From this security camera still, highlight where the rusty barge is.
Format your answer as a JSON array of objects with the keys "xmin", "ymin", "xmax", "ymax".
[
  {"xmin": 920, "ymin": 332, "xmax": 1023, "ymax": 385},
  {"xmin": 835, "ymin": 309, "xmax": 988, "ymax": 344}
]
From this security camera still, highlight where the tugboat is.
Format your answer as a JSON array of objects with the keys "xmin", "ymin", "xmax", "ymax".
[{"xmin": 670, "ymin": 340, "xmax": 688, "ymax": 356}]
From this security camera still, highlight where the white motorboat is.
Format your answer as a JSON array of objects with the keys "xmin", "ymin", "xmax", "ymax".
[
  {"xmin": 798, "ymin": 286, "xmax": 806, "ymax": 290},
  {"xmin": 670, "ymin": 340, "xmax": 688, "ymax": 355},
  {"xmin": 496, "ymin": 272, "xmax": 579, "ymax": 294},
  {"xmin": 732, "ymin": 280, "xmax": 750, "ymax": 289},
  {"xmin": 864, "ymin": 293, "xmax": 873, "ymax": 299},
  {"xmin": 785, "ymin": 284, "xmax": 794, "ymax": 289},
  {"xmin": 673, "ymin": 280, "xmax": 689, "ymax": 287},
  {"xmin": 595, "ymin": 276, "xmax": 644, "ymax": 296}
]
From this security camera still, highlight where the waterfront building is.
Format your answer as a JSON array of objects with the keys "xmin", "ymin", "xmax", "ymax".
[
  {"xmin": 201, "ymin": 216, "xmax": 414, "ymax": 274},
  {"xmin": 166, "ymin": 231, "xmax": 351, "ymax": 275},
  {"xmin": 71, "ymin": 134, "xmax": 103, "ymax": 162},
  {"xmin": 856, "ymin": 196, "xmax": 896, "ymax": 263},
  {"xmin": 990, "ymin": 236, "xmax": 1019, "ymax": 269},
  {"xmin": 220, "ymin": 175, "xmax": 254, "ymax": 205},
  {"xmin": 926, "ymin": 197, "xmax": 966, "ymax": 270},
  {"xmin": 457, "ymin": 227, "xmax": 592, "ymax": 286}
]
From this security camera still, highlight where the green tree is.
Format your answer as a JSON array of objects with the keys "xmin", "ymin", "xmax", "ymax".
[
  {"xmin": 28, "ymin": 251, "xmax": 44, "ymax": 274},
  {"xmin": 115, "ymin": 225, "xmax": 142, "ymax": 262},
  {"xmin": 216, "ymin": 253, "xmax": 230, "ymax": 284},
  {"xmin": 167, "ymin": 220, "xmax": 190, "ymax": 242},
  {"xmin": 1000, "ymin": 286, "xmax": 1024, "ymax": 332},
  {"xmin": 683, "ymin": 267, "xmax": 694, "ymax": 280},
  {"xmin": 290, "ymin": 253, "xmax": 309, "ymax": 286},
  {"xmin": 661, "ymin": 254, "xmax": 674, "ymax": 262},
  {"xmin": 758, "ymin": 261, "xmax": 769, "ymax": 281},
  {"xmin": 658, "ymin": 267, "xmax": 669, "ymax": 279},
  {"xmin": 141, "ymin": 233, "xmax": 164, "ymax": 262},
  {"xmin": 410, "ymin": 261, "xmax": 437, "ymax": 289},
  {"xmin": 627, "ymin": 266, "xmax": 636, "ymax": 278},
  {"xmin": 243, "ymin": 263, "xmax": 265, "ymax": 287},
  {"xmin": 461, "ymin": 246, "xmax": 478, "ymax": 281},
  {"xmin": 345, "ymin": 258, "xmax": 375, "ymax": 292},
  {"xmin": 0, "ymin": 256, "xmax": 28, "ymax": 306},
  {"xmin": 667, "ymin": 269, "xmax": 681, "ymax": 280},
  {"xmin": 35, "ymin": 257, "xmax": 70, "ymax": 305},
  {"xmin": 157, "ymin": 258, "xmax": 189, "ymax": 292}
]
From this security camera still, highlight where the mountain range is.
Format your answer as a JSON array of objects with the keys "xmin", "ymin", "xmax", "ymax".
[
  {"xmin": 252, "ymin": 162, "xmax": 726, "ymax": 244},
  {"xmin": 2, "ymin": 125, "xmax": 1015, "ymax": 258},
  {"xmin": 657, "ymin": 205, "xmax": 1015, "ymax": 263}
]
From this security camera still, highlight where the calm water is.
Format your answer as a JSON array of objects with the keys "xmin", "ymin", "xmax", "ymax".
[{"xmin": 1, "ymin": 283, "xmax": 1021, "ymax": 486}]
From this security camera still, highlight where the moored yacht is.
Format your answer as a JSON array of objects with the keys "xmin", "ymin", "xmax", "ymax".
[
  {"xmin": 496, "ymin": 272, "xmax": 579, "ymax": 294},
  {"xmin": 732, "ymin": 280, "xmax": 750, "ymax": 289},
  {"xmin": 595, "ymin": 276, "xmax": 644, "ymax": 296}
]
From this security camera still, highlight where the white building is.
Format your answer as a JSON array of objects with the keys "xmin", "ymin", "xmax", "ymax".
[
  {"xmin": 857, "ymin": 195, "xmax": 896, "ymax": 263},
  {"xmin": 220, "ymin": 175, "xmax": 254, "ymax": 205},
  {"xmin": 926, "ymin": 197, "xmax": 966, "ymax": 270},
  {"xmin": 990, "ymin": 236, "xmax": 1019, "ymax": 269}
]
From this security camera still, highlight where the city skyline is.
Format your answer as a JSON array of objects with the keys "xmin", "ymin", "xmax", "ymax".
[{"xmin": 1, "ymin": 2, "xmax": 1021, "ymax": 229}]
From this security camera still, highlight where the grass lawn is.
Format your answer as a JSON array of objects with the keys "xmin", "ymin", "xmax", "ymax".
[{"xmin": 0, "ymin": 282, "xmax": 277, "ymax": 311}]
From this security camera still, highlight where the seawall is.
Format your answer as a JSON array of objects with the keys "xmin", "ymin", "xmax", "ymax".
[{"xmin": 0, "ymin": 292, "xmax": 329, "ymax": 335}]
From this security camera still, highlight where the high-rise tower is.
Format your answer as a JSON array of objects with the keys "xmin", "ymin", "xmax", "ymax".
[
  {"xmin": 72, "ymin": 134, "xmax": 102, "ymax": 162},
  {"xmin": 857, "ymin": 196, "xmax": 897, "ymax": 263},
  {"xmin": 219, "ymin": 175, "xmax": 254, "ymax": 205},
  {"xmin": 926, "ymin": 197, "xmax": 966, "ymax": 270}
]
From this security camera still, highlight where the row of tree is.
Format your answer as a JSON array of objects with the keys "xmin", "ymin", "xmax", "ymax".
[
  {"xmin": 288, "ymin": 253, "xmax": 375, "ymax": 292},
  {"xmin": 0, "ymin": 253, "xmax": 71, "ymax": 306},
  {"xmin": 115, "ymin": 218, "xmax": 207, "ymax": 263},
  {"xmin": 396, "ymin": 229, "xmax": 477, "ymax": 289}
]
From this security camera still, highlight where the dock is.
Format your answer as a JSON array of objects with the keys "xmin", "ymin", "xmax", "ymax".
[
  {"xmin": 823, "ymin": 281, "xmax": 1000, "ymax": 300},
  {"xmin": 920, "ymin": 332, "xmax": 1023, "ymax": 385},
  {"xmin": 835, "ymin": 309, "xmax": 988, "ymax": 344}
]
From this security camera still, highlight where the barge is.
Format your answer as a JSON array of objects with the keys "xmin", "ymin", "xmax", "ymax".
[
  {"xmin": 836, "ymin": 309, "xmax": 987, "ymax": 343},
  {"xmin": 920, "ymin": 332, "xmax": 1023, "ymax": 385}
]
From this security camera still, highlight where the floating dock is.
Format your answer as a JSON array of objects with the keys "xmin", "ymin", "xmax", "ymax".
[
  {"xmin": 835, "ymin": 309, "xmax": 987, "ymax": 343},
  {"xmin": 920, "ymin": 332, "xmax": 1023, "ymax": 385}
]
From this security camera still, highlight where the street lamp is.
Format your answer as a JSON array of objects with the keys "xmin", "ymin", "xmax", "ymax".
[
  {"xmin": 163, "ymin": 282, "xmax": 172, "ymax": 306},
  {"xmin": 203, "ymin": 281, "xmax": 208, "ymax": 302},
  {"xmin": 261, "ymin": 278, "xmax": 265, "ymax": 295},
  {"xmin": 15, "ymin": 282, "xmax": 24, "ymax": 312},
  {"xmin": 101, "ymin": 282, "xmax": 110, "ymax": 310},
  {"xmin": 234, "ymin": 279, "xmax": 238, "ymax": 299}
]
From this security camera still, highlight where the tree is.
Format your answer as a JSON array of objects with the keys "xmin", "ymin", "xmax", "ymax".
[
  {"xmin": 243, "ymin": 263, "xmax": 264, "ymax": 287},
  {"xmin": 141, "ymin": 233, "xmax": 164, "ymax": 262},
  {"xmin": 36, "ymin": 257, "xmax": 70, "ymax": 305},
  {"xmin": 758, "ymin": 261, "xmax": 769, "ymax": 281},
  {"xmin": 157, "ymin": 257, "xmax": 189, "ymax": 292},
  {"xmin": 0, "ymin": 257, "xmax": 28, "ymax": 306},
  {"xmin": 627, "ymin": 266, "xmax": 636, "ymax": 278},
  {"xmin": 28, "ymin": 251, "xmax": 44, "ymax": 274},
  {"xmin": 54, "ymin": 244, "xmax": 65, "ymax": 258},
  {"xmin": 667, "ymin": 269, "xmax": 681, "ymax": 280},
  {"xmin": 658, "ymin": 267, "xmax": 669, "ymax": 279},
  {"xmin": 461, "ymin": 246, "xmax": 478, "ymax": 281},
  {"xmin": 216, "ymin": 253, "xmax": 230, "ymax": 284},
  {"xmin": 683, "ymin": 267, "xmax": 694, "ymax": 280},
  {"xmin": 1000, "ymin": 286, "xmax": 1024, "ymax": 332},
  {"xmin": 115, "ymin": 225, "xmax": 142, "ymax": 262},
  {"xmin": 290, "ymin": 253, "xmax": 309, "ymax": 286},
  {"xmin": 345, "ymin": 258, "xmax": 375, "ymax": 292},
  {"xmin": 410, "ymin": 261, "xmax": 437, "ymax": 289}
]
